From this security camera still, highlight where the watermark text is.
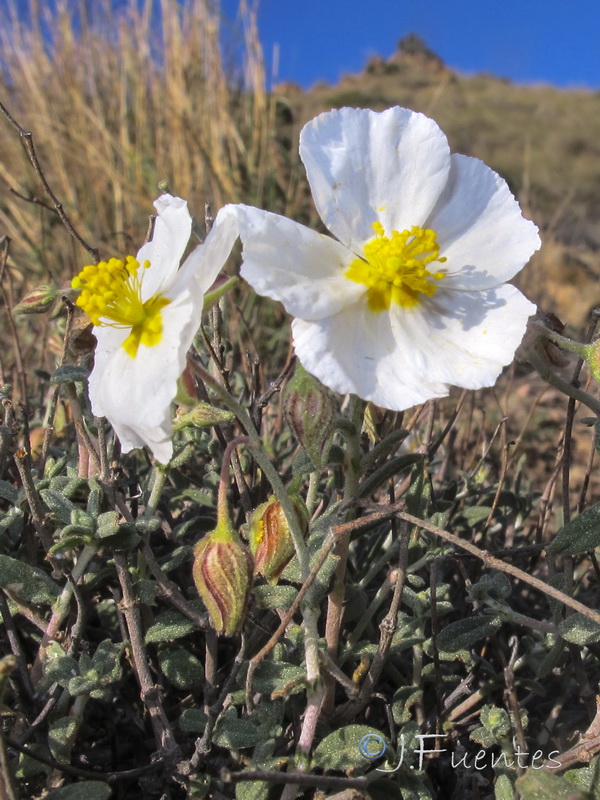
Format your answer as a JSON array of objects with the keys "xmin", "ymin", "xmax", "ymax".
[{"xmin": 357, "ymin": 733, "xmax": 561, "ymax": 772}]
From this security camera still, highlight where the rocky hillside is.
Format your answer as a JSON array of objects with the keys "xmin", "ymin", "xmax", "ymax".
[{"xmin": 276, "ymin": 35, "xmax": 600, "ymax": 326}]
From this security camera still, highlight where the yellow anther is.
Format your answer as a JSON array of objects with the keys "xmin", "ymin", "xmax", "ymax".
[
  {"xmin": 71, "ymin": 256, "xmax": 171, "ymax": 357},
  {"xmin": 254, "ymin": 519, "xmax": 265, "ymax": 546},
  {"xmin": 346, "ymin": 224, "xmax": 447, "ymax": 311}
]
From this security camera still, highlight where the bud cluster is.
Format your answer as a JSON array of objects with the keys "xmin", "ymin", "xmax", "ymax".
[{"xmin": 193, "ymin": 495, "xmax": 306, "ymax": 634}]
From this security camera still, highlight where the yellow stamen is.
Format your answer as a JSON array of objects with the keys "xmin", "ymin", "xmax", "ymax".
[
  {"xmin": 71, "ymin": 256, "xmax": 171, "ymax": 358},
  {"xmin": 254, "ymin": 519, "xmax": 265, "ymax": 546},
  {"xmin": 346, "ymin": 222, "xmax": 447, "ymax": 311}
]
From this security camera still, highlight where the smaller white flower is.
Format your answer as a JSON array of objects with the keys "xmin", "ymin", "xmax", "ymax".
[
  {"xmin": 72, "ymin": 194, "xmax": 237, "ymax": 463},
  {"xmin": 229, "ymin": 107, "xmax": 540, "ymax": 410}
]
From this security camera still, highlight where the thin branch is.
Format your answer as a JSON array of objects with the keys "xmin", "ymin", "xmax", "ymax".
[
  {"xmin": 256, "ymin": 353, "xmax": 296, "ymax": 409},
  {"xmin": 1, "ymin": 256, "xmax": 29, "ymax": 406},
  {"xmin": 0, "ymin": 101, "xmax": 99, "ymax": 262},
  {"xmin": 334, "ymin": 518, "xmax": 411, "ymax": 725},
  {"xmin": 392, "ymin": 507, "xmax": 600, "ymax": 625},
  {"xmin": 13, "ymin": 450, "xmax": 53, "ymax": 551},
  {"xmin": 428, "ymin": 389, "xmax": 468, "ymax": 459},
  {"xmin": 0, "ymin": 233, "xmax": 10, "ymax": 285},
  {"xmin": 545, "ymin": 697, "xmax": 600, "ymax": 771},
  {"xmin": 499, "ymin": 636, "xmax": 527, "ymax": 774},
  {"xmin": 30, "ymin": 544, "xmax": 98, "ymax": 684},
  {"xmin": 113, "ymin": 553, "xmax": 180, "ymax": 761},
  {"xmin": 37, "ymin": 296, "xmax": 76, "ymax": 477},
  {"xmin": 17, "ymin": 685, "xmax": 63, "ymax": 745},
  {"xmin": 8, "ymin": 186, "xmax": 55, "ymax": 213},
  {"xmin": 225, "ymin": 768, "xmax": 369, "ymax": 790},
  {"xmin": 0, "ymin": 397, "xmax": 17, "ymax": 479},
  {"xmin": 141, "ymin": 539, "xmax": 209, "ymax": 630},
  {"xmin": 5, "ymin": 737, "xmax": 162, "ymax": 782},
  {"xmin": 0, "ymin": 590, "xmax": 35, "ymax": 700},
  {"xmin": 65, "ymin": 383, "xmax": 101, "ymax": 475},
  {"xmin": 483, "ymin": 438, "xmax": 512, "ymax": 534},
  {"xmin": 194, "ymin": 637, "xmax": 247, "ymax": 760}
]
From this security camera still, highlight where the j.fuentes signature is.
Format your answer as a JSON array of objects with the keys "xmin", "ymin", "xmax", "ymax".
[{"xmin": 358, "ymin": 733, "xmax": 561, "ymax": 772}]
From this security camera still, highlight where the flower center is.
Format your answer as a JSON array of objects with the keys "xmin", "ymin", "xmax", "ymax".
[
  {"xmin": 71, "ymin": 256, "xmax": 171, "ymax": 358},
  {"xmin": 346, "ymin": 222, "xmax": 447, "ymax": 311}
]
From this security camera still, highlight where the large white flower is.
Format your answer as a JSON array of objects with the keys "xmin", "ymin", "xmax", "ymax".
[
  {"xmin": 72, "ymin": 194, "xmax": 237, "ymax": 463},
  {"xmin": 230, "ymin": 107, "xmax": 540, "ymax": 410}
]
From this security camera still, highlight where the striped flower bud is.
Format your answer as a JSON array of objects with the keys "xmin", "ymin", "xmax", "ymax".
[
  {"xmin": 248, "ymin": 496, "xmax": 307, "ymax": 584},
  {"xmin": 14, "ymin": 284, "xmax": 58, "ymax": 315},
  {"xmin": 193, "ymin": 519, "xmax": 253, "ymax": 636}
]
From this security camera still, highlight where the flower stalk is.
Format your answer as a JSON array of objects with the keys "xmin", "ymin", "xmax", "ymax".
[
  {"xmin": 189, "ymin": 358, "xmax": 310, "ymax": 578},
  {"xmin": 323, "ymin": 395, "xmax": 364, "ymax": 714},
  {"xmin": 193, "ymin": 438, "xmax": 254, "ymax": 636}
]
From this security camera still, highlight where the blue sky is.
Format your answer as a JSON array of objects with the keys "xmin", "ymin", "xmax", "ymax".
[
  {"xmin": 222, "ymin": 0, "xmax": 600, "ymax": 90},
  {"xmin": 4, "ymin": 0, "xmax": 600, "ymax": 91}
]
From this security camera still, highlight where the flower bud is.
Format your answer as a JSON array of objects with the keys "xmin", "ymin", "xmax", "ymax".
[
  {"xmin": 14, "ymin": 284, "xmax": 58, "ymax": 315},
  {"xmin": 193, "ymin": 519, "xmax": 253, "ymax": 636},
  {"xmin": 282, "ymin": 364, "xmax": 336, "ymax": 467},
  {"xmin": 583, "ymin": 340, "xmax": 600, "ymax": 383},
  {"xmin": 173, "ymin": 402, "xmax": 235, "ymax": 431},
  {"xmin": 247, "ymin": 496, "xmax": 307, "ymax": 584}
]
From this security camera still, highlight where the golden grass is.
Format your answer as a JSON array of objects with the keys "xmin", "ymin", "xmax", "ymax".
[{"xmin": 0, "ymin": 0, "xmax": 295, "ymax": 283}]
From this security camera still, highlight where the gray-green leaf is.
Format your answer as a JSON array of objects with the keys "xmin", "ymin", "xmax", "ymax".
[
  {"xmin": 252, "ymin": 661, "xmax": 306, "ymax": 696},
  {"xmin": 516, "ymin": 767, "xmax": 593, "ymax": 799},
  {"xmin": 558, "ymin": 613, "xmax": 600, "ymax": 645},
  {"xmin": 312, "ymin": 725, "xmax": 390, "ymax": 771},
  {"xmin": 144, "ymin": 609, "xmax": 197, "ymax": 643},
  {"xmin": 436, "ymin": 615, "xmax": 502, "ymax": 653},
  {"xmin": 158, "ymin": 647, "xmax": 204, "ymax": 689},
  {"xmin": 549, "ymin": 504, "xmax": 600, "ymax": 555},
  {"xmin": 0, "ymin": 554, "xmax": 61, "ymax": 604}
]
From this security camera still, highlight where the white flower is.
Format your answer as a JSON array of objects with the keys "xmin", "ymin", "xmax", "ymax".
[
  {"xmin": 72, "ymin": 194, "xmax": 237, "ymax": 463},
  {"xmin": 230, "ymin": 107, "xmax": 540, "ymax": 410}
]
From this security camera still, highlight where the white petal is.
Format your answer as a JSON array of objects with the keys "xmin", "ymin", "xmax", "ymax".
[
  {"xmin": 299, "ymin": 107, "xmax": 450, "ymax": 252},
  {"xmin": 291, "ymin": 302, "xmax": 449, "ymax": 410},
  {"xmin": 136, "ymin": 194, "xmax": 192, "ymax": 298},
  {"xmin": 388, "ymin": 284, "xmax": 537, "ymax": 390},
  {"xmin": 429, "ymin": 154, "xmax": 541, "ymax": 289},
  {"xmin": 177, "ymin": 204, "xmax": 240, "ymax": 298},
  {"xmin": 234, "ymin": 204, "xmax": 365, "ymax": 320},
  {"xmin": 153, "ymin": 193, "xmax": 187, "ymax": 217},
  {"xmin": 292, "ymin": 285, "xmax": 535, "ymax": 410},
  {"xmin": 89, "ymin": 289, "xmax": 201, "ymax": 463}
]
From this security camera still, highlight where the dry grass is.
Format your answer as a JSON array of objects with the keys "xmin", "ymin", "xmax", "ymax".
[{"xmin": 0, "ymin": 0, "xmax": 298, "ymax": 284}]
